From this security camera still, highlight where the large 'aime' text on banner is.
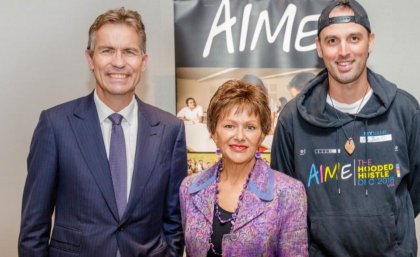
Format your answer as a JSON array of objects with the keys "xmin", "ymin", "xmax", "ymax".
[{"xmin": 175, "ymin": 0, "xmax": 330, "ymax": 68}]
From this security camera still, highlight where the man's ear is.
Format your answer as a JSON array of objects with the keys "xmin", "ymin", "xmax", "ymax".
[
  {"xmin": 315, "ymin": 36, "xmax": 323, "ymax": 58},
  {"xmin": 368, "ymin": 32, "xmax": 375, "ymax": 54},
  {"xmin": 85, "ymin": 50, "xmax": 94, "ymax": 71},
  {"xmin": 140, "ymin": 53, "xmax": 149, "ymax": 72}
]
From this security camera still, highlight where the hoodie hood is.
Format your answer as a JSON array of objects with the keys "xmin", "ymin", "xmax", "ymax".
[{"xmin": 296, "ymin": 68, "xmax": 398, "ymax": 128}]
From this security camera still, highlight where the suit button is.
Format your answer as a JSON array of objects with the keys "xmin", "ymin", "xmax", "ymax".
[{"xmin": 117, "ymin": 226, "xmax": 124, "ymax": 232}]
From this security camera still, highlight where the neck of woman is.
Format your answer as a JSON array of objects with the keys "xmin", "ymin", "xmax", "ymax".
[{"xmin": 220, "ymin": 158, "xmax": 255, "ymax": 185}]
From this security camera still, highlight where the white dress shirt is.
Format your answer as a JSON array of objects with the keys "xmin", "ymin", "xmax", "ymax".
[
  {"xmin": 177, "ymin": 105, "xmax": 204, "ymax": 123},
  {"xmin": 94, "ymin": 91, "xmax": 138, "ymax": 201}
]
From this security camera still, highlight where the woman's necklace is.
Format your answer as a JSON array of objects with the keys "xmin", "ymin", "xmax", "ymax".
[
  {"xmin": 328, "ymin": 85, "xmax": 369, "ymax": 155},
  {"xmin": 209, "ymin": 161, "xmax": 253, "ymax": 256}
]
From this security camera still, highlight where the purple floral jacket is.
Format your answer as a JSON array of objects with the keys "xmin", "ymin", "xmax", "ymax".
[{"xmin": 180, "ymin": 159, "xmax": 308, "ymax": 257}]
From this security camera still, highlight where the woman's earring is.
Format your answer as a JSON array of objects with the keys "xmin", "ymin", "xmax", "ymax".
[
  {"xmin": 255, "ymin": 151, "xmax": 261, "ymax": 159},
  {"xmin": 216, "ymin": 148, "xmax": 221, "ymax": 155}
]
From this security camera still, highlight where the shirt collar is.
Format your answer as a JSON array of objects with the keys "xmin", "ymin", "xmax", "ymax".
[{"xmin": 94, "ymin": 90, "xmax": 137, "ymax": 124}]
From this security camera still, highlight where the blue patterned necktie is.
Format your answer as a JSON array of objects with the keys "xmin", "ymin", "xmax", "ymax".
[{"xmin": 108, "ymin": 113, "xmax": 127, "ymax": 219}]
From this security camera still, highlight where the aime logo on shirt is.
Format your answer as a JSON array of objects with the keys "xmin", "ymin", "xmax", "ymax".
[{"xmin": 306, "ymin": 159, "xmax": 398, "ymax": 189}]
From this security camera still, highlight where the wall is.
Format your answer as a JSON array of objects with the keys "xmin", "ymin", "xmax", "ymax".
[
  {"xmin": 361, "ymin": 0, "xmax": 420, "ymax": 98},
  {"xmin": 0, "ymin": 1, "xmax": 418, "ymax": 256}
]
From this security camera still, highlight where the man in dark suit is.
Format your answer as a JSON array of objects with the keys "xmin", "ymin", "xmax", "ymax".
[{"xmin": 18, "ymin": 7, "xmax": 187, "ymax": 257}]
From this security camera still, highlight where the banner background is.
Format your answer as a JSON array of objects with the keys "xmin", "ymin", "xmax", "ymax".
[
  {"xmin": 174, "ymin": 0, "xmax": 328, "ymax": 154},
  {"xmin": 175, "ymin": 0, "xmax": 327, "ymax": 68}
]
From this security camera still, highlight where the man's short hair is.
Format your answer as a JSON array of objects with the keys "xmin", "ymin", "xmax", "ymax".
[
  {"xmin": 87, "ymin": 7, "xmax": 146, "ymax": 55},
  {"xmin": 241, "ymin": 74, "xmax": 268, "ymax": 94},
  {"xmin": 288, "ymin": 72, "xmax": 315, "ymax": 91},
  {"xmin": 185, "ymin": 97, "xmax": 196, "ymax": 105}
]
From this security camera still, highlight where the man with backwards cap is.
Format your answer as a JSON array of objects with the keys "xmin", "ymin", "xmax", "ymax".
[{"xmin": 271, "ymin": 0, "xmax": 420, "ymax": 256}]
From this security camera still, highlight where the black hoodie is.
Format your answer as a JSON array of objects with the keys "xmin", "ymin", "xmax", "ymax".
[{"xmin": 271, "ymin": 68, "xmax": 420, "ymax": 257}]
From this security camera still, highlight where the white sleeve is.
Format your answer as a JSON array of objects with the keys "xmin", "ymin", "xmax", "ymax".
[
  {"xmin": 196, "ymin": 105, "xmax": 204, "ymax": 116},
  {"xmin": 177, "ymin": 107, "xmax": 186, "ymax": 118}
]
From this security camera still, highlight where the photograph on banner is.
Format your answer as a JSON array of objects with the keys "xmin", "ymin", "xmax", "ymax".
[
  {"xmin": 176, "ymin": 67, "xmax": 320, "ymax": 153},
  {"xmin": 174, "ymin": 0, "xmax": 326, "ymax": 154}
]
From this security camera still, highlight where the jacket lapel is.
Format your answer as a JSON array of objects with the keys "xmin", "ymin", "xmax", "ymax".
[
  {"xmin": 122, "ymin": 98, "xmax": 162, "ymax": 221},
  {"xmin": 187, "ymin": 160, "xmax": 275, "ymax": 231},
  {"xmin": 188, "ymin": 165, "xmax": 218, "ymax": 224},
  {"xmin": 69, "ymin": 92, "xmax": 119, "ymax": 221},
  {"xmin": 232, "ymin": 159, "xmax": 274, "ymax": 232}
]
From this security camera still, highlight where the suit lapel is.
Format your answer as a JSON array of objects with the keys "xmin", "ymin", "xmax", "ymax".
[
  {"xmin": 69, "ymin": 92, "xmax": 119, "ymax": 221},
  {"xmin": 122, "ymin": 99, "xmax": 163, "ymax": 221}
]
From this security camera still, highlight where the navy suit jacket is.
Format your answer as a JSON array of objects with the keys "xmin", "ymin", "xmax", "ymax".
[{"xmin": 19, "ymin": 92, "xmax": 187, "ymax": 257}]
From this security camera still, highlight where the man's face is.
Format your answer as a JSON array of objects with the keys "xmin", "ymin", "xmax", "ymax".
[
  {"xmin": 187, "ymin": 99, "xmax": 196, "ymax": 109},
  {"xmin": 289, "ymin": 87, "xmax": 300, "ymax": 98},
  {"xmin": 316, "ymin": 7, "xmax": 374, "ymax": 86},
  {"xmin": 86, "ymin": 23, "xmax": 148, "ymax": 107}
]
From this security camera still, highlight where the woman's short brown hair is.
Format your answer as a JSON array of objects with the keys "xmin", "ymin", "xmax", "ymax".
[{"xmin": 207, "ymin": 79, "xmax": 271, "ymax": 135}]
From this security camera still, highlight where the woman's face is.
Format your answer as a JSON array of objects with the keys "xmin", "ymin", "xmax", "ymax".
[{"xmin": 212, "ymin": 105, "xmax": 265, "ymax": 166}]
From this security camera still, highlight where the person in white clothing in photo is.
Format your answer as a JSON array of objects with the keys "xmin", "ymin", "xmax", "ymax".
[{"xmin": 177, "ymin": 97, "xmax": 204, "ymax": 124}]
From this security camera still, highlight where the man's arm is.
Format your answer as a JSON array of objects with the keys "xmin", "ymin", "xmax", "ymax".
[
  {"xmin": 197, "ymin": 105, "xmax": 204, "ymax": 123},
  {"xmin": 408, "ymin": 108, "xmax": 420, "ymax": 216},
  {"xmin": 163, "ymin": 121, "xmax": 187, "ymax": 257},
  {"xmin": 176, "ymin": 107, "xmax": 188, "ymax": 121},
  {"xmin": 270, "ymin": 114, "xmax": 295, "ymax": 177},
  {"xmin": 18, "ymin": 111, "xmax": 57, "ymax": 257}
]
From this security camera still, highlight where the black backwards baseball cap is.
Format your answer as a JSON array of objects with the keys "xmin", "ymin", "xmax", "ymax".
[{"xmin": 318, "ymin": 0, "xmax": 371, "ymax": 36}]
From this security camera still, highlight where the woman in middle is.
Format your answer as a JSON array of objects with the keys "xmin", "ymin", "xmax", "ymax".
[{"xmin": 180, "ymin": 79, "xmax": 308, "ymax": 257}]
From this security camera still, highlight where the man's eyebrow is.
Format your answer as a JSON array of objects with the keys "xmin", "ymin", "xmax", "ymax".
[
  {"xmin": 348, "ymin": 32, "xmax": 363, "ymax": 37},
  {"xmin": 123, "ymin": 47, "xmax": 141, "ymax": 52},
  {"xmin": 323, "ymin": 35, "xmax": 337, "ymax": 41},
  {"xmin": 96, "ymin": 45, "xmax": 114, "ymax": 50}
]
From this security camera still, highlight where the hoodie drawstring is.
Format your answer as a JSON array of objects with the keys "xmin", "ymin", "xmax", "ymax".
[
  {"xmin": 335, "ymin": 128, "xmax": 341, "ymax": 195},
  {"xmin": 364, "ymin": 119, "xmax": 369, "ymax": 197}
]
